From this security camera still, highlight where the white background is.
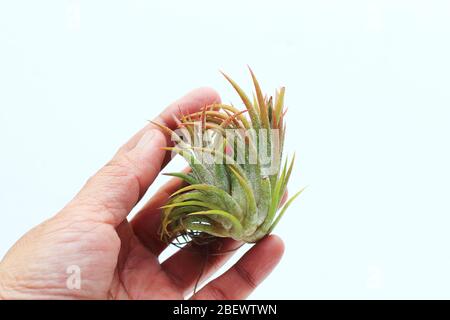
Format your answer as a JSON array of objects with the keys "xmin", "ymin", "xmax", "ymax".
[{"xmin": 1, "ymin": 0, "xmax": 450, "ymax": 299}]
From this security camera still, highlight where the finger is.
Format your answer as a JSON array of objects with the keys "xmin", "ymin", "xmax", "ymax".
[
  {"xmin": 118, "ymin": 87, "xmax": 221, "ymax": 155},
  {"xmin": 123, "ymin": 87, "xmax": 220, "ymax": 168},
  {"xmin": 191, "ymin": 235, "xmax": 284, "ymax": 300},
  {"xmin": 64, "ymin": 88, "xmax": 220, "ymax": 226},
  {"xmin": 131, "ymin": 169, "xmax": 190, "ymax": 255},
  {"xmin": 162, "ymin": 238, "xmax": 242, "ymax": 296},
  {"xmin": 65, "ymin": 129, "xmax": 166, "ymax": 226}
]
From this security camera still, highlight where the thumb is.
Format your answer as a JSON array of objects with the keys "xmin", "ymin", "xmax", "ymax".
[
  {"xmin": 60, "ymin": 87, "xmax": 220, "ymax": 226},
  {"xmin": 64, "ymin": 128, "xmax": 166, "ymax": 226}
]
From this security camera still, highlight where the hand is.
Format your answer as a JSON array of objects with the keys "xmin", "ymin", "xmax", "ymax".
[{"xmin": 0, "ymin": 88, "xmax": 284, "ymax": 300}]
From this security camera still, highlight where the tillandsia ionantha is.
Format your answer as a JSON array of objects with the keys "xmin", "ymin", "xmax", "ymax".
[{"xmin": 154, "ymin": 68, "xmax": 302, "ymax": 245}]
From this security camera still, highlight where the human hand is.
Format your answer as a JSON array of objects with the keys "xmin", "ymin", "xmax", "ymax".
[{"xmin": 0, "ymin": 88, "xmax": 284, "ymax": 300}]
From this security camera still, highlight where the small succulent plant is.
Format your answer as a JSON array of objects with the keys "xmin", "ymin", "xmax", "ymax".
[{"xmin": 155, "ymin": 69, "xmax": 302, "ymax": 244}]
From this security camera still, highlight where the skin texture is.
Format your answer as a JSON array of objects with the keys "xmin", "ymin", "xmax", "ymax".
[{"xmin": 0, "ymin": 88, "xmax": 285, "ymax": 300}]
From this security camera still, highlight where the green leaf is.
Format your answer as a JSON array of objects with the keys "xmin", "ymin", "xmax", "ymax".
[
  {"xmin": 221, "ymin": 71, "xmax": 261, "ymax": 130},
  {"xmin": 163, "ymin": 172, "xmax": 198, "ymax": 185},
  {"xmin": 268, "ymin": 188, "xmax": 306, "ymax": 233},
  {"xmin": 187, "ymin": 209, "xmax": 243, "ymax": 236}
]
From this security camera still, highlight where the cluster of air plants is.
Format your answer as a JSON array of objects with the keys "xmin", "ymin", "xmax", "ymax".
[{"xmin": 154, "ymin": 69, "xmax": 302, "ymax": 245}]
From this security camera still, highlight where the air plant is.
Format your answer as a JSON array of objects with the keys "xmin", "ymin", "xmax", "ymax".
[{"xmin": 154, "ymin": 68, "xmax": 302, "ymax": 245}]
